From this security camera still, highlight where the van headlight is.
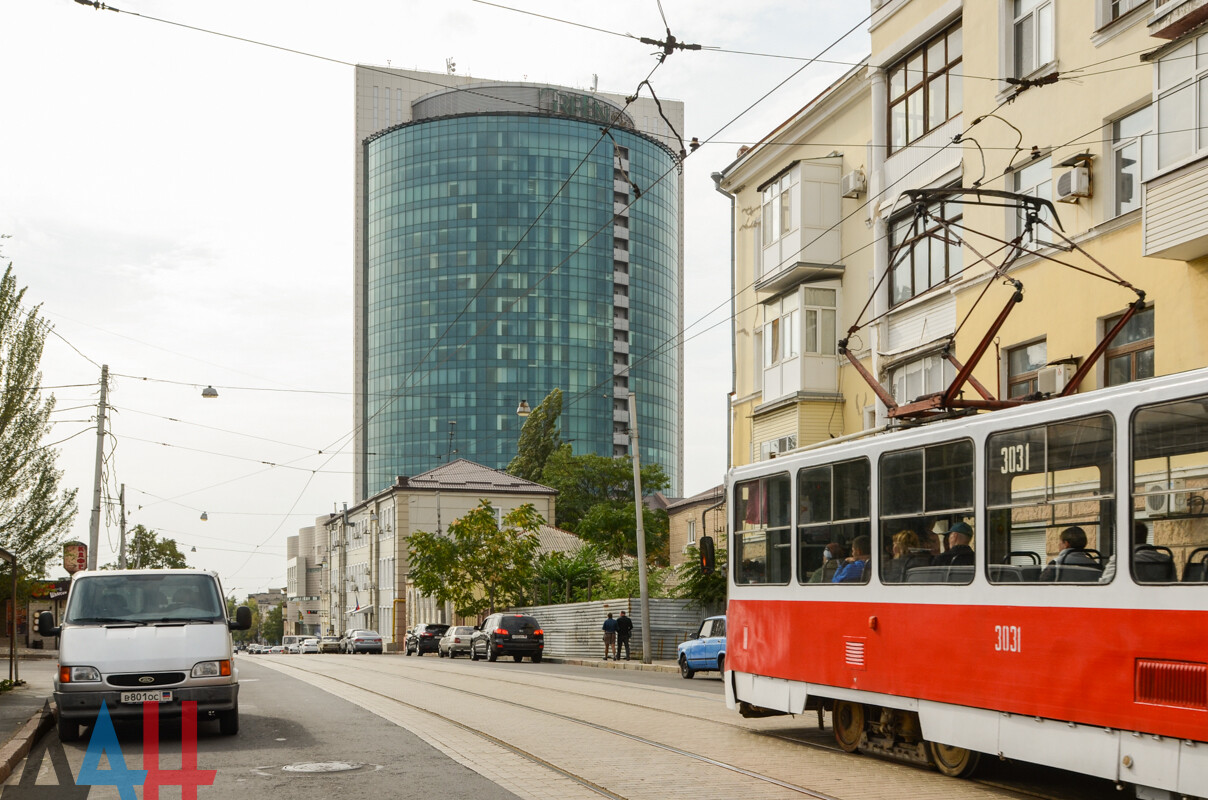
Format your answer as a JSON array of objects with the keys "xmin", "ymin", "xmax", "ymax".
[
  {"xmin": 60, "ymin": 666, "xmax": 100, "ymax": 683},
  {"xmin": 191, "ymin": 660, "xmax": 231, "ymax": 678}
]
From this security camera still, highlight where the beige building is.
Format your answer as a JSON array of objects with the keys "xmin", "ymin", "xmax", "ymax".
[
  {"xmin": 720, "ymin": 0, "xmax": 1208, "ymax": 471},
  {"xmin": 313, "ymin": 459, "xmax": 558, "ymax": 648},
  {"xmin": 666, "ymin": 485, "xmax": 726, "ymax": 569}
]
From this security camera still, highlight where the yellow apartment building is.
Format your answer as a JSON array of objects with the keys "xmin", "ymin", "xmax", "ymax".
[{"xmin": 721, "ymin": 0, "xmax": 1208, "ymax": 470}]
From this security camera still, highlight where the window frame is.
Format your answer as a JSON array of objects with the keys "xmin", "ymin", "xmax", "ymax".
[
  {"xmin": 761, "ymin": 171, "xmax": 796, "ymax": 247},
  {"xmin": 1009, "ymin": 156, "xmax": 1053, "ymax": 238},
  {"xmin": 796, "ymin": 458, "xmax": 872, "ymax": 586},
  {"xmin": 1007, "ymin": 339, "xmax": 1047, "ymax": 399},
  {"xmin": 887, "ymin": 20, "xmax": 963, "ymax": 154},
  {"xmin": 1105, "ymin": 306, "xmax": 1155, "ymax": 387},
  {"xmin": 887, "ymin": 195, "xmax": 963, "ymax": 307},
  {"xmin": 1111, "ymin": 105, "xmax": 1153, "ymax": 218},
  {"xmin": 1012, "ymin": 0, "xmax": 1055, "ymax": 79},
  {"xmin": 732, "ymin": 472, "xmax": 793, "ymax": 585}
]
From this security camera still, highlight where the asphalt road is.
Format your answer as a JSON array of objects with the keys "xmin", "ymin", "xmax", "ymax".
[{"xmin": 1, "ymin": 657, "xmax": 522, "ymax": 800}]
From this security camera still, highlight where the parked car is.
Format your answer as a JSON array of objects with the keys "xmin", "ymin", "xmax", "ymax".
[
  {"xmin": 438, "ymin": 626, "xmax": 475, "ymax": 658},
  {"xmin": 344, "ymin": 629, "xmax": 384, "ymax": 654},
  {"xmin": 269, "ymin": 645, "xmax": 284, "ymax": 654},
  {"xmin": 404, "ymin": 623, "xmax": 450, "ymax": 656},
  {"xmin": 319, "ymin": 635, "xmax": 341, "ymax": 654},
  {"xmin": 299, "ymin": 637, "xmax": 320, "ymax": 654},
  {"xmin": 470, "ymin": 613, "xmax": 544, "ymax": 663},
  {"xmin": 677, "ymin": 615, "xmax": 726, "ymax": 679}
]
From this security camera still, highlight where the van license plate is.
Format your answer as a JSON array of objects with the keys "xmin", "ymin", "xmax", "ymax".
[{"xmin": 121, "ymin": 691, "xmax": 172, "ymax": 703}]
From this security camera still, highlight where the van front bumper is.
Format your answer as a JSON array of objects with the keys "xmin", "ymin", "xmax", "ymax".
[{"xmin": 55, "ymin": 684, "xmax": 239, "ymax": 722}]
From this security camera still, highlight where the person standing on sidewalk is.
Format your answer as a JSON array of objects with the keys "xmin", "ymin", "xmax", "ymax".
[
  {"xmin": 602, "ymin": 612, "xmax": 618, "ymax": 660},
  {"xmin": 615, "ymin": 610, "xmax": 633, "ymax": 660}
]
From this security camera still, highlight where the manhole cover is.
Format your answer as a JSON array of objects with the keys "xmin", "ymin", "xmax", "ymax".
[{"xmin": 282, "ymin": 762, "xmax": 363, "ymax": 773}]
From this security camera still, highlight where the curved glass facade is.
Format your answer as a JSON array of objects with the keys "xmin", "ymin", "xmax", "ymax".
[{"xmin": 363, "ymin": 112, "xmax": 680, "ymax": 495}]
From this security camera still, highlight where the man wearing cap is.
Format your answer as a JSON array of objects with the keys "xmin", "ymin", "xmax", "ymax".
[{"xmin": 931, "ymin": 521, "xmax": 975, "ymax": 566}]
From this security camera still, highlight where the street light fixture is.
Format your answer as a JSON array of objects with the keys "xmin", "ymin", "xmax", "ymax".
[
  {"xmin": 516, "ymin": 400, "xmax": 531, "ymax": 417},
  {"xmin": 200, "ymin": 511, "xmax": 208, "ymax": 521},
  {"xmin": 201, "ymin": 386, "xmax": 219, "ymax": 398}
]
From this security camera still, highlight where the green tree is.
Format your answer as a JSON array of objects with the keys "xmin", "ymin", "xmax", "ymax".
[
  {"xmin": 539, "ymin": 447, "xmax": 669, "ymax": 534},
  {"xmin": 533, "ymin": 544, "xmax": 605, "ymax": 604},
  {"xmin": 575, "ymin": 501, "xmax": 669, "ymax": 565},
  {"xmin": 597, "ymin": 563, "xmax": 671, "ymax": 599},
  {"xmin": 0, "ymin": 265, "xmax": 77, "ymax": 576},
  {"xmin": 674, "ymin": 544, "xmax": 728, "ymax": 610},
  {"xmin": 262, "ymin": 602, "xmax": 284, "ymax": 645},
  {"xmin": 507, "ymin": 388, "xmax": 562, "ymax": 482},
  {"xmin": 103, "ymin": 525, "xmax": 188, "ymax": 569},
  {"xmin": 408, "ymin": 501, "xmax": 543, "ymax": 619}
]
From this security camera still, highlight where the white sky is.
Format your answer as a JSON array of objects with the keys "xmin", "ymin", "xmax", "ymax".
[{"xmin": 0, "ymin": 0, "xmax": 870, "ymax": 597}]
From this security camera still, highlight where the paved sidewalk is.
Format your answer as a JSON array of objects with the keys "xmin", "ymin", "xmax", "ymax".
[
  {"xmin": 544, "ymin": 655, "xmax": 679, "ymax": 673},
  {"xmin": 0, "ymin": 656, "xmax": 57, "ymax": 785}
]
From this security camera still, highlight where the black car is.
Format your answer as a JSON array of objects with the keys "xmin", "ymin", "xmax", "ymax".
[
  {"xmin": 470, "ymin": 613, "xmax": 544, "ymax": 663},
  {"xmin": 404, "ymin": 623, "xmax": 450, "ymax": 656}
]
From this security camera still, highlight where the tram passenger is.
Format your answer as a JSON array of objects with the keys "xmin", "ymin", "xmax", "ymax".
[
  {"xmin": 882, "ymin": 530, "xmax": 920, "ymax": 582},
  {"xmin": 832, "ymin": 536, "xmax": 871, "ymax": 583},
  {"xmin": 931, "ymin": 521, "xmax": 974, "ymax": 566},
  {"xmin": 1100, "ymin": 522, "xmax": 1175, "ymax": 583},
  {"xmin": 1039, "ymin": 526, "xmax": 1103, "ymax": 582},
  {"xmin": 918, "ymin": 527, "xmax": 942, "ymax": 556},
  {"xmin": 809, "ymin": 542, "xmax": 846, "ymax": 582}
]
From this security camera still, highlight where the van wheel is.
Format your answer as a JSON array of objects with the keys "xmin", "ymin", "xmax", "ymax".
[
  {"xmin": 218, "ymin": 704, "xmax": 239, "ymax": 736},
  {"xmin": 57, "ymin": 715, "xmax": 79, "ymax": 743}
]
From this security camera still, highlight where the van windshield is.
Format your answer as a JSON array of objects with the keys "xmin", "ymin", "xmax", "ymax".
[{"xmin": 65, "ymin": 573, "xmax": 224, "ymax": 625}]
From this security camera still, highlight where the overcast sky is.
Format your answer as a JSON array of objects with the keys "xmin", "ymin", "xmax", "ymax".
[{"xmin": 0, "ymin": 0, "xmax": 870, "ymax": 597}]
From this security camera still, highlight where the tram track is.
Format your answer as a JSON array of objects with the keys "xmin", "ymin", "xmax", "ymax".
[
  {"xmin": 263, "ymin": 656, "xmax": 854, "ymax": 800},
  {"xmin": 259, "ymin": 655, "xmax": 1083, "ymax": 800}
]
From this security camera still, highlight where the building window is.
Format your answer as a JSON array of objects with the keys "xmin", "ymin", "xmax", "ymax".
[
  {"xmin": 1106, "ymin": 306, "xmax": 1154, "ymax": 386},
  {"xmin": 763, "ymin": 298, "xmax": 799, "ymax": 366},
  {"xmin": 761, "ymin": 171, "xmax": 795, "ymax": 246},
  {"xmin": 1112, "ymin": 106, "xmax": 1153, "ymax": 217},
  {"xmin": 888, "ymin": 195, "xmax": 963, "ymax": 306},
  {"xmin": 888, "ymin": 21, "xmax": 962, "ymax": 152},
  {"xmin": 1011, "ymin": 156, "xmax": 1052, "ymax": 237},
  {"xmin": 686, "ymin": 519, "xmax": 696, "ymax": 545},
  {"xmin": 1154, "ymin": 35, "xmax": 1208, "ymax": 171},
  {"xmin": 1013, "ymin": 0, "xmax": 1054, "ymax": 78},
  {"xmin": 891, "ymin": 354, "xmax": 955, "ymax": 404},
  {"xmin": 803, "ymin": 288, "xmax": 837, "ymax": 355},
  {"xmin": 1107, "ymin": 0, "xmax": 1145, "ymax": 24},
  {"xmin": 1007, "ymin": 340, "xmax": 1047, "ymax": 398}
]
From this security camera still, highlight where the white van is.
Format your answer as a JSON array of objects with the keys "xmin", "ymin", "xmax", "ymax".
[{"xmin": 38, "ymin": 569, "xmax": 251, "ymax": 742}]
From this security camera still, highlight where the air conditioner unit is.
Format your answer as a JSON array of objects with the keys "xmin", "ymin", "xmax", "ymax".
[
  {"xmin": 1036, "ymin": 364, "xmax": 1071, "ymax": 394},
  {"xmin": 1055, "ymin": 166, "xmax": 1091, "ymax": 202},
  {"xmin": 840, "ymin": 169, "xmax": 867, "ymax": 198},
  {"xmin": 1142, "ymin": 483, "xmax": 1188, "ymax": 517}
]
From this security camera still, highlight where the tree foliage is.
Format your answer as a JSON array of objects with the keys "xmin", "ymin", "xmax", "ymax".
[
  {"xmin": 539, "ymin": 446, "xmax": 669, "ymax": 535},
  {"xmin": 408, "ymin": 501, "xmax": 544, "ymax": 620},
  {"xmin": 507, "ymin": 388, "xmax": 562, "ymax": 482},
  {"xmin": 103, "ymin": 525, "xmax": 188, "ymax": 569},
  {"xmin": 575, "ymin": 501, "xmax": 669, "ymax": 565},
  {"xmin": 674, "ymin": 544, "xmax": 728, "ymax": 610},
  {"xmin": 0, "ymin": 265, "xmax": 77, "ymax": 576},
  {"xmin": 262, "ymin": 602, "xmax": 284, "ymax": 644},
  {"xmin": 533, "ymin": 544, "xmax": 606, "ymax": 604}
]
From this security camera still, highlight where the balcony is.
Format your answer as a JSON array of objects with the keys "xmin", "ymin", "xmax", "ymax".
[
  {"xmin": 1143, "ymin": 155, "xmax": 1208, "ymax": 259},
  {"xmin": 1150, "ymin": 0, "xmax": 1208, "ymax": 38}
]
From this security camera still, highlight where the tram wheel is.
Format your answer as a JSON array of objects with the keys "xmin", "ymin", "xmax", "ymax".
[
  {"xmin": 926, "ymin": 741, "xmax": 981, "ymax": 778},
  {"xmin": 832, "ymin": 700, "xmax": 864, "ymax": 753}
]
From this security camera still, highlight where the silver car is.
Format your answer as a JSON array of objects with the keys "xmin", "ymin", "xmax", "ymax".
[{"xmin": 438, "ymin": 626, "xmax": 475, "ymax": 658}]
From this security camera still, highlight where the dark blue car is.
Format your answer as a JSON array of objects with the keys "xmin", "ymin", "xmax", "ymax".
[{"xmin": 677, "ymin": 615, "xmax": 726, "ymax": 679}]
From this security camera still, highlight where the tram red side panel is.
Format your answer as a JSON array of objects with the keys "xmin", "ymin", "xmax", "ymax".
[{"xmin": 728, "ymin": 599, "xmax": 1208, "ymax": 742}]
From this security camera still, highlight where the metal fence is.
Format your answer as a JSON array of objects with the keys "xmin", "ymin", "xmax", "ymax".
[{"xmin": 507, "ymin": 597, "xmax": 722, "ymax": 660}]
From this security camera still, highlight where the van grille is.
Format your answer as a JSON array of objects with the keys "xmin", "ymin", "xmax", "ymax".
[
  {"xmin": 109, "ymin": 672, "xmax": 186, "ymax": 687},
  {"xmin": 1135, "ymin": 659, "xmax": 1207, "ymax": 710}
]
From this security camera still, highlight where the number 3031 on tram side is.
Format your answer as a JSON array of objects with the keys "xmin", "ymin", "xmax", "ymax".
[{"xmin": 723, "ymin": 368, "xmax": 1208, "ymax": 799}]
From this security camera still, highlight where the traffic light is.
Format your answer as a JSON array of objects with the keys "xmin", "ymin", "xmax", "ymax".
[{"xmin": 699, "ymin": 535, "xmax": 715, "ymax": 576}]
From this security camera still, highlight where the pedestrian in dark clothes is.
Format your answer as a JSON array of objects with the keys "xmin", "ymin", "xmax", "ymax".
[{"xmin": 615, "ymin": 610, "xmax": 633, "ymax": 660}]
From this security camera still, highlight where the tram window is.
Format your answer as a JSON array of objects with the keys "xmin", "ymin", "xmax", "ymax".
[
  {"xmin": 797, "ymin": 459, "xmax": 871, "ymax": 584},
  {"xmin": 733, "ymin": 473, "xmax": 792, "ymax": 584},
  {"xmin": 986, "ymin": 414, "xmax": 1114, "ymax": 584},
  {"xmin": 879, "ymin": 440, "xmax": 975, "ymax": 584},
  {"xmin": 1131, "ymin": 396, "xmax": 1208, "ymax": 583}
]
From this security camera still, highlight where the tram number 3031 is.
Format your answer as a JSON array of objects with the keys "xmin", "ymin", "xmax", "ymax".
[{"xmin": 995, "ymin": 625, "xmax": 1022, "ymax": 653}]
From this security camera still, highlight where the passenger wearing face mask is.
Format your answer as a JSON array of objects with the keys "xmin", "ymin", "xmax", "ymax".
[{"xmin": 809, "ymin": 542, "xmax": 847, "ymax": 583}]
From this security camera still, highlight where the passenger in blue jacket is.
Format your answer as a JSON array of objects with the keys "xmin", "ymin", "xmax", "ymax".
[
  {"xmin": 602, "ymin": 612, "xmax": 618, "ymax": 660},
  {"xmin": 833, "ymin": 535, "xmax": 871, "ymax": 583}
]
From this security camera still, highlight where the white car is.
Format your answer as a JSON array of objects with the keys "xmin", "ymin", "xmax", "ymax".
[{"xmin": 299, "ymin": 638, "xmax": 320, "ymax": 654}]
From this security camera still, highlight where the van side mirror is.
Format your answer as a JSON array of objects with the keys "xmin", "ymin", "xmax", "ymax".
[
  {"xmin": 37, "ymin": 611, "xmax": 60, "ymax": 638},
  {"xmin": 229, "ymin": 606, "xmax": 252, "ymax": 631}
]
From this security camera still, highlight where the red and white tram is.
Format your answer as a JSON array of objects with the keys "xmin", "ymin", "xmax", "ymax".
[{"xmin": 724, "ymin": 368, "xmax": 1208, "ymax": 799}]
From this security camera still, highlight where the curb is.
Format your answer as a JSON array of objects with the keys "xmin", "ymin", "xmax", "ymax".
[
  {"xmin": 0, "ymin": 702, "xmax": 55, "ymax": 785},
  {"xmin": 545, "ymin": 657, "xmax": 678, "ymax": 674}
]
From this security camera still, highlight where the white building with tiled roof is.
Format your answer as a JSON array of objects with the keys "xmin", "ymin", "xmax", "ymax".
[{"xmin": 301, "ymin": 460, "xmax": 575, "ymax": 648}]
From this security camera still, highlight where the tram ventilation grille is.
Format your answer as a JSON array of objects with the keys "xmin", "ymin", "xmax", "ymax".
[
  {"xmin": 1135, "ymin": 659, "xmax": 1207, "ymax": 710},
  {"xmin": 843, "ymin": 637, "xmax": 866, "ymax": 670}
]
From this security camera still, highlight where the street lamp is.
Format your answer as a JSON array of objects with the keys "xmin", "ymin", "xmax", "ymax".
[
  {"xmin": 201, "ymin": 385, "xmax": 219, "ymax": 398},
  {"xmin": 516, "ymin": 400, "xmax": 531, "ymax": 417}
]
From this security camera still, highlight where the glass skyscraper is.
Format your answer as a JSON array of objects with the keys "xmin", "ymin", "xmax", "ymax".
[{"xmin": 355, "ymin": 74, "xmax": 683, "ymax": 498}]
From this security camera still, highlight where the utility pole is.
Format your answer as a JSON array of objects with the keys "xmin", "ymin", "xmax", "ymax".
[
  {"xmin": 118, "ymin": 484, "xmax": 127, "ymax": 569},
  {"xmin": 628, "ymin": 391, "xmax": 652, "ymax": 665},
  {"xmin": 339, "ymin": 503, "xmax": 348, "ymax": 637},
  {"xmin": 87, "ymin": 365, "xmax": 109, "ymax": 571}
]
